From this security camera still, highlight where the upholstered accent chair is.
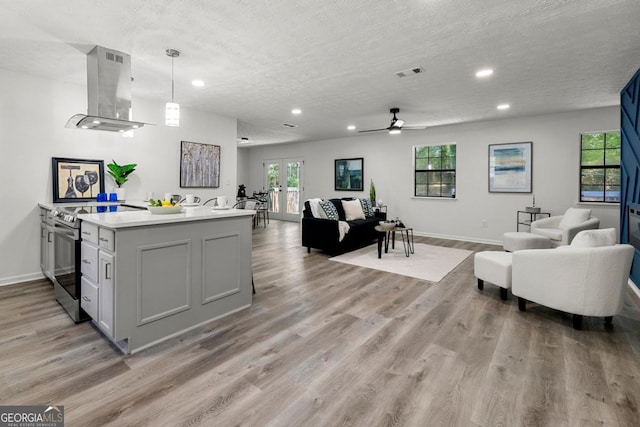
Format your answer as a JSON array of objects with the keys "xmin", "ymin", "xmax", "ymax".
[
  {"xmin": 530, "ymin": 207, "xmax": 599, "ymax": 247},
  {"xmin": 512, "ymin": 228, "xmax": 634, "ymax": 329}
]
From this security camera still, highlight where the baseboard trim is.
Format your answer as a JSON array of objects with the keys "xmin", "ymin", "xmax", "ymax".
[
  {"xmin": 0, "ymin": 272, "xmax": 46, "ymax": 287},
  {"xmin": 412, "ymin": 231, "xmax": 502, "ymax": 247}
]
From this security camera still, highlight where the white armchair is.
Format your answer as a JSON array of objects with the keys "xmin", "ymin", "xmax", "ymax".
[
  {"xmin": 530, "ymin": 207, "xmax": 599, "ymax": 247},
  {"xmin": 512, "ymin": 229, "xmax": 634, "ymax": 329}
]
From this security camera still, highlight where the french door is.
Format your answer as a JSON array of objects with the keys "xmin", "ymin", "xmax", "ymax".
[{"xmin": 264, "ymin": 158, "xmax": 304, "ymax": 221}]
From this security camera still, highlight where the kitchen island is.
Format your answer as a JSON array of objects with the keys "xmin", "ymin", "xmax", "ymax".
[{"xmin": 77, "ymin": 205, "xmax": 254, "ymax": 354}]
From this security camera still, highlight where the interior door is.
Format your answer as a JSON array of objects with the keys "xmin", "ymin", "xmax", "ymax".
[{"xmin": 265, "ymin": 158, "xmax": 303, "ymax": 221}]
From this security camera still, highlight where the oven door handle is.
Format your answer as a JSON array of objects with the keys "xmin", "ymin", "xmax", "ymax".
[{"xmin": 54, "ymin": 223, "xmax": 79, "ymax": 239}]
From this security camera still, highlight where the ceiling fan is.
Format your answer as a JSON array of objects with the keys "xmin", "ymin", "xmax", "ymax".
[{"xmin": 358, "ymin": 108, "xmax": 427, "ymax": 134}]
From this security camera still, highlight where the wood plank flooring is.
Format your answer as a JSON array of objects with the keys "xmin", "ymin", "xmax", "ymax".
[{"xmin": 2, "ymin": 220, "xmax": 640, "ymax": 426}]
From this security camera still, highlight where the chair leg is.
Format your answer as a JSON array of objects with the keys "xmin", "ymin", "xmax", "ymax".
[
  {"xmin": 500, "ymin": 287, "xmax": 508, "ymax": 301},
  {"xmin": 252, "ymin": 274, "xmax": 256, "ymax": 295},
  {"xmin": 604, "ymin": 316, "xmax": 613, "ymax": 324},
  {"xmin": 307, "ymin": 247, "xmax": 311, "ymax": 253},
  {"xmin": 477, "ymin": 278, "xmax": 484, "ymax": 290},
  {"xmin": 572, "ymin": 314, "xmax": 583, "ymax": 330},
  {"xmin": 518, "ymin": 297, "xmax": 526, "ymax": 312}
]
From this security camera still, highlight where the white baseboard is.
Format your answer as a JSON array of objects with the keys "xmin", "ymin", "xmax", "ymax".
[
  {"xmin": 0, "ymin": 272, "xmax": 46, "ymax": 287},
  {"xmin": 412, "ymin": 230, "xmax": 502, "ymax": 247}
]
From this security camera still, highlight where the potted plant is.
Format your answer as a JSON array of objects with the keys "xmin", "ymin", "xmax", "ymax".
[
  {"xmin": 369, "ymin": 179, "xmax": 376, "ymax": 207},
  {"xmin": 107, "ymin": 159, "xmax": 137, "ymax": 201}
]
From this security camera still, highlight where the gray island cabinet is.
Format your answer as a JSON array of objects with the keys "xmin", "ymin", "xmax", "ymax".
[{"xmin": 78, "ymin": 207, "xmax": 254, "ymax": 354}]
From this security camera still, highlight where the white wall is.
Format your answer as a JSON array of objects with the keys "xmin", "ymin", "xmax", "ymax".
[
  {"xmin": 245, "ymin": 107, "xmax": 620, "ymax": 243},
  {"xmin": 0, "ymin": 69, "xmax": 237, "ymax": 285},
  {"xmin": 237, "ymin": 147, "xmax": 251, "ymax": 191}
]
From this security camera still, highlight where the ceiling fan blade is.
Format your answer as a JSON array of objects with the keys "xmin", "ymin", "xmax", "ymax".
[
  {"xmin": 358, "ymin": 128, "xmax": 389, "ymax": 133},
  {"xmin": 402, "ymin": 125, "xmax": 428, "ymax": 130}
]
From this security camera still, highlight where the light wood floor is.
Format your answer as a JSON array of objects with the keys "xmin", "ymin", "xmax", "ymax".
[{"xmin": 2, "ymin": 220, "xmax": 640, "ymax": 426}]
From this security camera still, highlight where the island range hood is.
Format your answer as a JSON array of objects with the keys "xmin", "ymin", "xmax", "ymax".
[{"xmin": 66, "ymin": 45, "xmax": 147, "ymax": 132}]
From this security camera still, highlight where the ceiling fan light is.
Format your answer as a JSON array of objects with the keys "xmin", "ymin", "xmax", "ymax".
[{"xmin": 389, "ymin": 127, "xmax": 402, "ymax": 135}]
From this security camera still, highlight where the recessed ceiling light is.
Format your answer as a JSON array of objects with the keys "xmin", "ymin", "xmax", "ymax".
[
  {"xmin": 497, "ymin": 104, "xmax": 510, "ymax": 110},
  {"xmin": 191, "ymin": 80, "xmax": 205, "ymax": 87},
  {"xmin": 238, "ymin": 137, "xmax": 251, "ymax": 144},
  {"xmin": 291, "ymin": 108, "xmax": 302, "ymax": 115},
  {"xmin": 347, "ymin": 125, "xmax": 356, "ymax": 131},
  {"xmin": 476, "ymin": 69, "xmax": 494, "ymax": 78}
]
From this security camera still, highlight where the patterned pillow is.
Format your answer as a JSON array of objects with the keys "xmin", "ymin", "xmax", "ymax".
[
  {"xmin": 319, "ymin": 199, "xmax": 339, "ymax": 221},
  {"xmin": 359, "ymin": 198, "xmax": 375, "ymax": 218}
]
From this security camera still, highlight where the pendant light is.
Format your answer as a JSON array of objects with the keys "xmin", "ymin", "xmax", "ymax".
[{"xmin": 165, "ymin": 48, "xmax": 180, "ymax": 127}]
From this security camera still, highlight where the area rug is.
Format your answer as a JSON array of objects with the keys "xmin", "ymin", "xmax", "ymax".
[{"xmin": 329, "ymin": 243, "xmax": 473, "ymax": 282}]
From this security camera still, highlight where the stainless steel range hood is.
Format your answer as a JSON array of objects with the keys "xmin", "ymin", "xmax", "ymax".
[{"xmin": 66, "ymin": 46, "xmax": 147, "ymax": 132}]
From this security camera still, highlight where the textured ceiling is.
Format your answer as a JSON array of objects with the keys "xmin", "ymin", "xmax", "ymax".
[{"xmin": 1, "ymin": 0, "xmax": 639, "ymax": 146}]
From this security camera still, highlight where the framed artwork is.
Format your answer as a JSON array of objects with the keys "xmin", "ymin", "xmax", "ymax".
[
  {"xmin": 335, "ymin": 157, "xmax": 364, "ymax": 191},
  {"xmin": 180, "ymin": 141, "xmax": 220, "ymax": 188},
  {"xmin": 52, "ymin": 157, "xmax": 105, "ymax": 202},
  {"xmin": 488, "ymin": 142, "xmax": 532, "ymax": 193}
]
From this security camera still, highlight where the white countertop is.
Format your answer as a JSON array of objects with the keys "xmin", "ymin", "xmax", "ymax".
[{"xmin": 39, "ymin": 201, "xmax": 255, "ymax": 229}]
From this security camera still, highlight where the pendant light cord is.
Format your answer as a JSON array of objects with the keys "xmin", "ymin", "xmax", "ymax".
[{"xmin": 171, "ymin": 55, "xmax": 175, "ymax": 103}]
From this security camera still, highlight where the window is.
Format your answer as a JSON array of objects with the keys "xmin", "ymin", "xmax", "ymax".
[
  {"xmin": 580, "ymin": 131, "xmax": 620, "ymax": 203},
  {"xmin": 414, "ymin": 144, "xmax": 456, "ymax": 197}
]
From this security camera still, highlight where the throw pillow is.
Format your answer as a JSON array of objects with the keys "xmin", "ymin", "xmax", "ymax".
[
  {"xmin": 319, "ymin": 199, "xmax": 339, "ymax": 220},
  {"xmin": 360, "ymin": 198, "xmax": 375, "ymax": 218},
  {"xmin": 571, "ymin": 228, "xmax": 617, "ymax": 247},
  {"xmin": 558, "ymin": 208, "xmax": 591, "ymax": 230},
  {"xmin": 342, "ymin": 199, "xmax": 366, "ymax": 221}
]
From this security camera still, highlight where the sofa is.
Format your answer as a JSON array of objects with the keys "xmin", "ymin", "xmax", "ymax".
[{"xmin": 302, "ymin": 198, "xmax": 384, "ymax": 254}]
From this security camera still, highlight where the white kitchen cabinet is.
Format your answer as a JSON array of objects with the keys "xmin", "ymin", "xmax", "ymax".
[
  {"xmin": 80, "ymin": 241, "xmax": 98, "ymax": 282},
  {"xmin": 80, "ymin": 222, "xmax": 116, "ymax": 338},
  {"xmin": 40, "ymin": 208, "xmax": 54, "ymax": 281},
  {"xmin": 81, "ymin": 221, "xmax": 99, "ymax": 245},
  {"xmin": 77, "ymin": 208, "xmax": 254, "ymax": 354},
  {"xmin": 98, "ymin": 250, "xmax": 115, "ymax": 337},
  {"xmin": 80, "ymin": 277, "xmax": 98, "ymax": 319}
]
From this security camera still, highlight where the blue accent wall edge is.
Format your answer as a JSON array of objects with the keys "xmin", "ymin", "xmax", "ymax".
[{"xmin": 621, "ymin": 67, "xmax": 640, "ymax": 288}]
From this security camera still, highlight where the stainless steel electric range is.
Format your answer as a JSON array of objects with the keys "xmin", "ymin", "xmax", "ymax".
[{"xmin": 50, "ymin": 204, "xmax": 145, "ymax": 322}]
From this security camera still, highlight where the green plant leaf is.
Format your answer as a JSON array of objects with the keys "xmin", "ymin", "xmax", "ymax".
[{"xmin": 107, "ymin": 160, "xmax": 137, "ymax": 187}]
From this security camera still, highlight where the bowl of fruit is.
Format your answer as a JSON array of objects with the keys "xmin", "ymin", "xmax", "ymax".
[{"xmin": 147, "ymin": 199, "xmax": 183, "ymax": 214}]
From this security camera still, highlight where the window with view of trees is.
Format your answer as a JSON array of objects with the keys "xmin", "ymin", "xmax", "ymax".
[
  {"xmin": 580, "ymin": 131, "xmax": 620, "ymax": 203},
  {"xmin": 414, "ymin": 144, "xmax": 456, "ymax": 198}
]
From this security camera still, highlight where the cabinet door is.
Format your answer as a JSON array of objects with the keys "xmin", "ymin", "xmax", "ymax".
[
  {"xmin": 81, "ymin": 222, "xmax": 99, "ymax": 245},
  {"xmin": 98, "ymin": 228, "xmax": 115, "ymax": 252},
  {"xmin": 80, "ymin": 277, "xmax": 99, "ymax": 320},
  {"xmin": 40, "ymin": 224, "xmax": 54, "ymax": 280},
  {"xmin": 80, "ymin": 242, "xmax": 99, "ymax": 282},
  {"xmin": 40, "ymin": 224, "xmax": 47, "ymax": 272},
  {"xmin": 98, "ymin": 251, "xmax": 115, "ymax": 337}
]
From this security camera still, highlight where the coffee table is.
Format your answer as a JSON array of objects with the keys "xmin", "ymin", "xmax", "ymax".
[{"xmin": 375, "ymin": 225, "xmax": 414, "ymax": 258}]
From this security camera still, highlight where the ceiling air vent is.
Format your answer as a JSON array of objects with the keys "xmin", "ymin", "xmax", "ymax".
[
  {"xmin": 283, "ymin": 123, "xmax": 297, "ymax": 128},
  {"xmin": 395, "ymin": 67, "xmax": 425, "ymax": 78}
]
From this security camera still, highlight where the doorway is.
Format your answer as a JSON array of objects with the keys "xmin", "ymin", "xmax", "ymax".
[{"xmin": 264, "ymin": 158, "xmax": 304, "ymax": 221}]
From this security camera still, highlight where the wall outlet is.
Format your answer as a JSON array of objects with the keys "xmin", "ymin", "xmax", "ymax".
[{"xmin": 481, "ymin": 220, "xmax": 488, "ymax": 228}]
